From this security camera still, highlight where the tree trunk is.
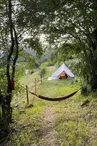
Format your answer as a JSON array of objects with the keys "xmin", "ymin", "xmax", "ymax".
[
  {"xmin": 1, "ymin": 94, "xmax": 12, "ymax": 131},
  {"xmin": 1, "ymin": 0, "xmax": 19, "ymax": 131}
]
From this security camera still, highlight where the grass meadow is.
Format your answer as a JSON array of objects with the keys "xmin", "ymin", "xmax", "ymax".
[{"xmin": 2, "ymin": 66, "xmax": 97, "ymax": 146}]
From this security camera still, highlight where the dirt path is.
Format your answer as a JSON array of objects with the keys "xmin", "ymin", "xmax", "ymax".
[{"xmin": 41, "ymin": 107, "xmax": 59, "ymax": 146}]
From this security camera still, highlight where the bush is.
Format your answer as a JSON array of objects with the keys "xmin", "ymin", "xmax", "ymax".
[
  {"xmin": 39, "ymin": 68, "xmax": 46, "ymax": 79},
  {"xmin": 81, "ymin": 86, "xmax": 87, "ymax": 95},
  {"xmin": 40, "ymin": 68, "xmax": 46, "ymax": 75}
]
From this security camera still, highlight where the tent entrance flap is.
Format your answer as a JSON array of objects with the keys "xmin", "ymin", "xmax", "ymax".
[{"xmin": 59, "ymin": 71, "xmax": 67, "ymax": 79}]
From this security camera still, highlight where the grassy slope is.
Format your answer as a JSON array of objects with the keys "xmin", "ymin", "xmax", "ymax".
[{"xmin": 6, "ymin": 66, "xmax": 97, "ymax": 146}]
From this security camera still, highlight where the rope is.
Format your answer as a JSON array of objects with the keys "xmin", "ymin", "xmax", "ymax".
[
  {"xmin": 29, "ymin": 88, "xmax": 80, "ymax": 101},
  {"xmin": 16, "ymin": 81, "xmax": 80, "ymax": 101}
]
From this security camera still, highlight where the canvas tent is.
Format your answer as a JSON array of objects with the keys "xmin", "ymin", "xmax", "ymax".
[{"xmin": 48, "ymin": 63, "xmax": 74, "ymax": 80}]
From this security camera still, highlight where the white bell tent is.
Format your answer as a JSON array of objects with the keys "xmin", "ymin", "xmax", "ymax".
[{"xmin": 48, "ymin": 63, "xmax": 74, "ymax": 80}]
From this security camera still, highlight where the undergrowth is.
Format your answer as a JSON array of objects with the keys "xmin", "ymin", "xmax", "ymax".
[
  {"xmin": 1, "ymin": 66, "xmax": 97, "ymax": 146},
  {"xmin": 54, "ymin": 95, "xmax": 97, "ymax": 146}
]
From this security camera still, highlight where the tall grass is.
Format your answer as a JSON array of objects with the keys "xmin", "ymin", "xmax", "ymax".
[{"xmin": 4, "ymin": 65, "xmax": 97, "ymax": 146}]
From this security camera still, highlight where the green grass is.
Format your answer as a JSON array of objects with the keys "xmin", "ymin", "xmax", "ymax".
[
  {"xmin": 55, "ymin": 101, "xmax": 97, "ymax": 146},
  {"xmin": 9, "ymin": 104, "xmax": 44, "ymax": 146},
  {"xmin": 3, "ymin": 65, "xmax": 97, "ymax": 146}
]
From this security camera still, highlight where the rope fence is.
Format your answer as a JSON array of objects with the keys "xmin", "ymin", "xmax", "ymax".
[{"xmin": 15, "ymin": 78, "xmax": 81, "ymax": 106}]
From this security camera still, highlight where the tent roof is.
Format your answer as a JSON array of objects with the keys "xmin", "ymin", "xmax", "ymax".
[{"xmin": 51, "ymin": 63, "xmax": 74, "ymax": 78}]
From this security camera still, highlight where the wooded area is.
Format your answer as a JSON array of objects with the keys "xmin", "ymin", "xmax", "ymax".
[{"xmin": 0, "ymin": 0, "xmax": 97, "ymax": 144}]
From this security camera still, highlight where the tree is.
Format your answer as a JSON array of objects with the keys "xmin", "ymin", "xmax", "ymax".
[
  {"xmin": 0, "ymin": 0, "xmax": 19, "ymax": 131},
  {"xmin": 41, "ymin": 0, "xmax": 97, "ymax": 89},
  {"xmin": 39, "ymin": 67, "xmax": 46, "ymax": 84},
  {"xmin": 1, "ymin": 0, "xmax": 97, "ymax": 132},
  {"xmin": 0, "ymin": 0, "xmax": 43, "ymax": 131},
  {"xmin": 0, "ymin": 0, "xmax": 58, "ymax": 131}
]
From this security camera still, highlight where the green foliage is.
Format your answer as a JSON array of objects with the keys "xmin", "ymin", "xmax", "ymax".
[
  {"xmin": 78, "ymin": 48, "xmax": 97, "ymax": 90},
  {"xmin": 39, "ymin": 61, "xmax": 56, "ymax": 78},
  {"xmin": 1, "ymin": 0, "xmax": 97, "ymax": 134},
  {"xmin": 42, "ymin": 60, "xmax": 55, "ymax": 67},
  {"xmin": 50, "ymin": 42, "xmax": 81, "ymax": 66},
  {"xmin": 39, "ymin": 67, "xmax": 46, "ymax": 79},
  {"xmin": 4, "ymin": 66, "xmax": 97, "ymax": 145},
  {"xmin": 40, "ymin": 68, "xmax": 46, "ymax": 75},
  {"xmin": 1, "ymin": 0, "xmax": 97, "ymax": 91},
  {"xmin": 57, "ymin": 120, "xmax": 89, "ymax": 146},
  {"xmin": 24, "ymin": 38, "xmax": 43, "ymax": 57},
  {"xmin": 46, "ymin": 60, "xmax": 55, "ymax": 66},
  {"xmin": 41, "ymin": 0, "xmax": 97, "ymax": 89},
  {"xmin": 40, "ymin": 61, "xmax": 49, "ymax": 68},
  {"xmin": 18, "ymin": 50, "xmax": 35, "ymax": 70},
  {"xmin": 1, "ymin": 65, "xmax": 97, "ymax": 145},
  {"xmin": 0, "ymin": 68, "xmax": 7, "ymax": 94},
  {"xmin": 8, "ymin": 103, "xmax": 44, "ymax": 146},
  {"xmin": 55, "ymin": 96, "xmax": 97, "ymax": 146}
]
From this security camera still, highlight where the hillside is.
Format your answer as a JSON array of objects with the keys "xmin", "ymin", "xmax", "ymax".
[{"xmin": 1, "ymin": 66, "xmax": 97, "ymax": 146}]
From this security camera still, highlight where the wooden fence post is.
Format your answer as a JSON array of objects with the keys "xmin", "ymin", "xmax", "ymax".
[
  {"xmin": 35, "ymin": 78, "xmax": 36, "ymax": 93},
  {"xmin": 26, "ymin": 85, "xmax": 29, "ymax": 105},
  {"xmin": 40, "ymin": 74, "xmax": 42, "ymax": 84},
  {"xmin": 32, "ymin": 78, "xmax": 36, "ymax": 105}
]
